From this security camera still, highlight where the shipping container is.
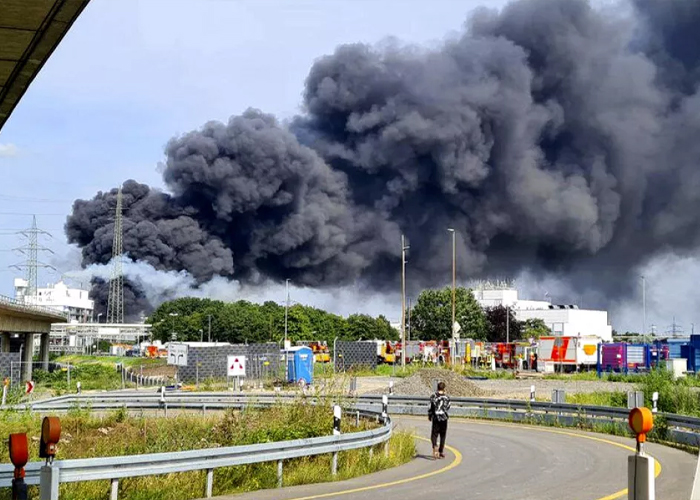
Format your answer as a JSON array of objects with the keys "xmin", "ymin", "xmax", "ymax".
[{"xmin": 597, "ymin": 343, "xmax": 650, "ymax": 374}]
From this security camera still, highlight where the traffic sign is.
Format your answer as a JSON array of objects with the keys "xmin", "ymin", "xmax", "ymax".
[
  {"xmin": 25, "ymin": 381, "xmax": 34, "ymax": 394},
  {"xmin": 227, "ymin": 355, "xmax": 246, "ymax": 377},
  {"xmin": 167, "ymin": 343, "xmax": 188, "ymax": 367}
]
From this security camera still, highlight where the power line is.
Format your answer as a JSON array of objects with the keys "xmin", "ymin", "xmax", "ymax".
[{"xmin": 0, "ymin": 212, "xmax": 64, "ymax": 216}]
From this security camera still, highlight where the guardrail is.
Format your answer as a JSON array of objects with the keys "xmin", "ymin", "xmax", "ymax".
[
  {"xmin": 0, "ymin": 294, "xmax": 68, "ymax": 320},
  {"xmin": 0, "ymin": 400, "xmax": 391, "ymax": 499},
  {"xmin": 19, "ymin": 391, "xmax": 700, "ymax": 441},
  {"xmin": 6, "ymin": 391, "xmax": 700, "ymax": 499}
]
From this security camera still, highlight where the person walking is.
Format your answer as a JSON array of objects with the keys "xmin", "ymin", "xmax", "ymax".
[{"xmin": 428, "ymin": 381, "xmax": 450, "ymax": 459}]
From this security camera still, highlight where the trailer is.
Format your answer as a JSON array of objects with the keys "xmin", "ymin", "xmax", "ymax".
[
  {"xmin": 597, "ymin": 343, "xmax": 651, "ymax": 374},
  {"xmin": 537, "ymin": 336, "xmax": 600, "ymax": 373}
]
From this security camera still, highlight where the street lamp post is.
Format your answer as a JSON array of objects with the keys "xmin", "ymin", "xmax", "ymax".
[
  {"xmin": 284, "ymin": 279, "xmax": 290, "ymax": 381},
  {"xmin": 401, "ymin": 235, "xmax": 409, "ymax": 369},
  {"xmin": 448, "ymin": 228, "xmax": 456, "ymax": 363}
]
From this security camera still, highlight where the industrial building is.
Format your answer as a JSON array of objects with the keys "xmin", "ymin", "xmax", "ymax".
[
  {"xmin": 14, "ymin": 279, "xmax": 94, "ymax": 323},
  {"xmin": 473, "ymin": 283, "xmax": 613, "ymax": 342}
]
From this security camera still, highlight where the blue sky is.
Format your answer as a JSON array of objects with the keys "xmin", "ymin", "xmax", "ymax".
[{"xmin": 0, "ymin": 0, "xmax": 688, "ymax": 333}]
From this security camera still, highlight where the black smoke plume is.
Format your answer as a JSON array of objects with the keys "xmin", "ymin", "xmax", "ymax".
[{"xmin": 66, "ymin": 0, "xmax": 700, "ymax": 314}]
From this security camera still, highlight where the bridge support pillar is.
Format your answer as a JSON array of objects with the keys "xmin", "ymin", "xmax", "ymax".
[
  {"xmin": 40, "ymin": 332, "xmax": 50, "ymax": 370},
  {"xmin": 1, "ymin": 332, "xmax": 10, "ymax": 353},
  {"xmin": 21, "ymin": 334, "xmax": 33, "ymax": 382}
]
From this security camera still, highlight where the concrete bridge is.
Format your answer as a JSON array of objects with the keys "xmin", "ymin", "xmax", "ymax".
[{"xmin": 0, "ymin": 295, "xmax": 67, "ymax": 381}]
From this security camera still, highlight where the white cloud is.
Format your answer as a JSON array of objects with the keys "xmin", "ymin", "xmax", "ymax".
[{"xmin": 0, "ymin": 143, "xmax": 18, "ymax": 157}]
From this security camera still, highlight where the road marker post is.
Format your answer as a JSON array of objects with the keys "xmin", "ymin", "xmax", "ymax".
[
  {"xmin": 628, "ymin": 407, "xmax": 655, "ymax": 500},
  {"xmin": 2, "ymin": 377, "xmax": 9, "ymax": 407},
  {"xmin": 9, "ymin": 432, "xmax": 28, "ymax": 500},
  {"xmin": 530, "ymin": 384, "xmax": 535, "ymax": 402},
  {"xmin": 651, "ymin": 392, "xmax": 658, "ymax": 413},
  {"xmin": 332, "ymin": 405, "xmax": 341, "ymax": 475},
  {"xmin": 39, "ymin": 416, "xmax": 61, "ymax": 500}
]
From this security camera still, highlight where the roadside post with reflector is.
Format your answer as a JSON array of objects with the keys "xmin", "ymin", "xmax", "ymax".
[
  {"xmin": 39, "ymin": 416, "xmax": 61, "ymax": 500},
  {"xmin": 9, "ymin": 433, "xmax": 28, "ymax": 500},
  {"xmin": 2, "ymin": 377, "xmax": 9, "ymax": 407},
  {"xmin": 651, "ymin": 392, "xmax": 658, "ymax": 413},
  {"xmin": 628, "ymin": 407, "xmax": 655, "ymax": 500}
]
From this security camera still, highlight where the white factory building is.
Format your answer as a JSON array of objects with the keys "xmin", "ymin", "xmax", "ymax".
[
  {"xmin": 14, "ymin": 278, "xmax": 94, "ymax": 323},
  {"xmin": 472, "ymin": 285, "xmax": 613, "ymax": 342}
]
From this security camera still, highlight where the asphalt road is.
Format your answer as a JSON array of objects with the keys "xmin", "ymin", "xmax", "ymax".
[{"xmin": 208, "ymin": 417, "xmax": 697, "ymax": 500}]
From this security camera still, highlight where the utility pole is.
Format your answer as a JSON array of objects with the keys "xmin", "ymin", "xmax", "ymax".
[
  {"xmin": 640, "ymin": 275, "xmax": 646, "ymax": 339},
  {"xmin": 12, "ymin": 215, "xmax": 55, "ymax": 301},
  {"xmin": 447, "ymin": 229, "xmax": 456, "ymax": 344},
  {"xmin": 208, "ymin": 314, "xmax": 212, "ymax": 342},
  {"xmin": 407, "ymin": 297, "xmax": 411, "ymax": 342},
  {"xmin": 506, "ymin": 305, "xmax": 510, "ymax": 344},
  {"xmin": 284, "ymin": 279, "xmax": 290, "ymax": 348},
  {"xmin": 284, "ymin": 279, "xmax": 290, "ymax": 382},
  {"xmin": 401, "ymin": 235, "xmax": 409, "ymax": 368},
  {"xmin": 107, "ymin": 188, "xmax": 125, "ymax": 324}
]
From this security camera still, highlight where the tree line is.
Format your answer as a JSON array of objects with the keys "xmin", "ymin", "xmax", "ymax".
[
  {"xmin": 148, "ymin": 287, "xmax": 550, "ymax": 344},
  {"xmin": 148, "ymin": 297, "xmax": 397, "ymax": 344}
]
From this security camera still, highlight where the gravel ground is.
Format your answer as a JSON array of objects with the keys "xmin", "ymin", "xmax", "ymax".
[
  {"xmin": 468, "ymin": 378, "xmax": 637, "ymax": 399},
  {"xmin": 354, "ymin": 375, "xmax": 637, "ymax": 399},
  {"xmin": 365, "ymin": 369, "xmax": 488, "ymax": 397}
]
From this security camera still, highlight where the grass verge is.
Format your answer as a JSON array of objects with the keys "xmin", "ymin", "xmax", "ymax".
[{"xmin": 0, "ymin": 402, "xmax": 415, "ymax": 500}]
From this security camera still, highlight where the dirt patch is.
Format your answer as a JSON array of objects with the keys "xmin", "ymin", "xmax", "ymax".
[{"xmin": 368, "ymin": 369, "xmax": 489, "ymax": 397}]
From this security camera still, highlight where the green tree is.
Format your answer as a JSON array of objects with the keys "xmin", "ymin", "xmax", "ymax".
[
  {"xmin": 522, "ymin": 318, "xmax": 550, "ymax": 339},
  {"xmin": 484, "ymin": 305, "xmax": 523, "ymax": 342},
  {"xmin": 346, "ymin": 314, "xmax": 379, "ymax": 340},
  {"xmin": 411, "ymin": 287, "xmax": 487, "ymax": 340}
]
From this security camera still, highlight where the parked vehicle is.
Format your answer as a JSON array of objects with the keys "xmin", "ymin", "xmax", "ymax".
[
  {"xmin": 537, "ymin": 336, "xmax": 600, "ymax": 372},
  {"xmin": 376, "ymin": 340, "xmax": 396, "ymax": 364},
  {"xmin": 598, "ymin": 342, "xmax": 650, "ymax": 373}
]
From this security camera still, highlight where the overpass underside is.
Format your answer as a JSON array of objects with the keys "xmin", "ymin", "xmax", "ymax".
[{"xmin": 0, "ymin": 299, "xmax": 67, "ymax": 382}]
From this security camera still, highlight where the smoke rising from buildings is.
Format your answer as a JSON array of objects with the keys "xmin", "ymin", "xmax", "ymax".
[{"xmin": 66, "ymin": 0, "xmax": 700, "ymax": 317}]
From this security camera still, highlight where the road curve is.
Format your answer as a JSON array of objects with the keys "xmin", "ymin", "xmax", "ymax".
[{"xmin": 209, "ymin": 417, "xmax": 696, "ymax": 500}]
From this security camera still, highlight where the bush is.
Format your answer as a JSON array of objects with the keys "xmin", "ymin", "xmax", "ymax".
[{"xmin": 638, "ymin": 369, "xmax": 700, "ymax": 416}]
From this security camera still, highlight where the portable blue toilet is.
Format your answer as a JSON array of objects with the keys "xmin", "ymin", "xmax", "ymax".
[{"xmin": 286, "ymin": 346, "xmax": 314, "ymax": 385}]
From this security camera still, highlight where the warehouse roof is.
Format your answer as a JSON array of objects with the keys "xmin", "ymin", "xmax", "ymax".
[{"xmin": 0, "ymin": 0, "xmax": 90, "ymax": 132}]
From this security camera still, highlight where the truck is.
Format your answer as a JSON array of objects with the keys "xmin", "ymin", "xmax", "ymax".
[
  {"xmin": 297, "ymin": 341, "xmax": 331, "ymax": 363},
  {"xmin": 537, "ymin": 336, "xmax": 600, "ymax": 373},
  {"xmin": 376, "ymin": 340, "xmax": 396, "ymax": 364}
]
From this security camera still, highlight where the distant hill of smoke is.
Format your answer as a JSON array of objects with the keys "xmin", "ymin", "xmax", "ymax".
[{"xmin": 66, "ymin": 0, "xmax": 700, "ymax": 316}]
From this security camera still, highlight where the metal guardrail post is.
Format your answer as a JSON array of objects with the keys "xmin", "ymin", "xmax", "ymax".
[
  {"xmin": 110, "ymin": 478, "xmax": 118, "ymax": 500},
  {"xmin": 205, "ymin": 468, "xmax": 214, "ymax": 498},
  {"xmin": 277, "ymin": 460, "xmax": 283, "ymax": 488},
  {"xmin": 331, "ymin": 452, "xmax": 338, "ymax": 476},
  {"xmin": 39, "ymin": 465, "xmax": 58, "ymax": 500}
]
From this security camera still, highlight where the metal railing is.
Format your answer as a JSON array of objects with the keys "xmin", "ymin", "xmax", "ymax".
[
  {"xmin": 19, "ymin": 391, "xmax": 700, "ymax": 439},
  {"xmin": 0, "ymin": 294, "xmax": 68, "ymax": 320},
  {"xmin": 0, "ymin": 399, "xmax": 391, "ymax": 499},
  {"xmin": 7, "ymin": 391, "xmax": 700, "ymax": 499}
]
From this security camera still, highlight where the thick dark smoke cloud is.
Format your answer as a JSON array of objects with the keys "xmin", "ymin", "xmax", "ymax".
[{"xmin": 66, "ymin": 0, "xmax": 700, "ymax": 314}]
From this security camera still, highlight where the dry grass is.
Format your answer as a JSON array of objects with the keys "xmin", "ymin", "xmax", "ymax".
[{"xmin": 0, "ymin": 402, "xmax": 415, "ymax": 500}]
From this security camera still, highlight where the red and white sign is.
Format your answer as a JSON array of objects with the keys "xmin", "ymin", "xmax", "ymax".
[
  {"xmin": 227, "ymin": 355, "xmax": 246, "ymax": 377},
  {"xmin": 25, "ymin": 380, "xmax": 34, "ymax": 394}
]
